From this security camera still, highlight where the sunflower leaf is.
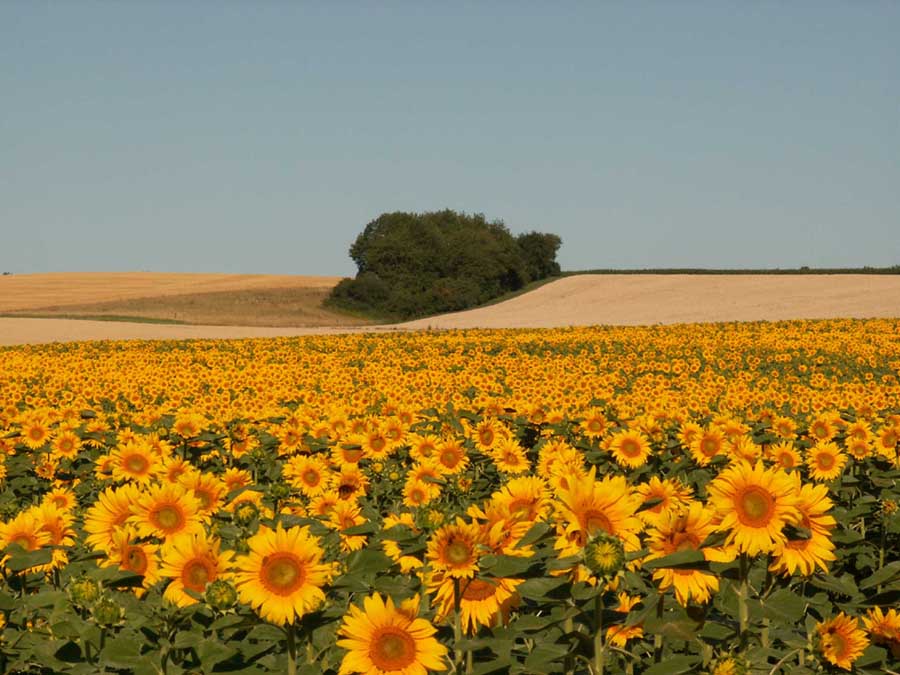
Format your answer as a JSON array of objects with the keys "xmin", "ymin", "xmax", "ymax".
[{"xmin": 642, "ymin": 549, "xmax": 710, "ymax": 571}]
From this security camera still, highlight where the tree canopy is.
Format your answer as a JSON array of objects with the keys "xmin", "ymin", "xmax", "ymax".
[{"xmin": 328, "ymin": 210, "xmax": 562, "ymax": 320}]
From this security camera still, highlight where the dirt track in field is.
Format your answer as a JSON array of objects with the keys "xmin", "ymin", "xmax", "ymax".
[{"xmin": 2, "ymin": 274, "xmax": 900, "ymax": 346}]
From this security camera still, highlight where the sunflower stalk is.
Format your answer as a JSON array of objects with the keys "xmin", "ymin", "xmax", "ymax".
[
  {"xmin": 653, "ymin": 592, "xmax": 664, "ymax": 662},
  {"xmin": 738, "ymin": 553, "xmax": 750, "ymax": 642},
  {"xmin": 593, "ymin": 594, "xmax": 605, "ymax": 675},
  {"xmin": 285, "ymin": 622, "xmax": 297, "ymax": 675},
  {"xmin": 452, "ymin": 577, "xmax": 466, "ymax": 673}
]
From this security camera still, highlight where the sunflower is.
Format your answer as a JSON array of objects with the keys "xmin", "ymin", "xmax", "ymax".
[
  {"xmin": 635, "ymin": 476, "xmax": 693, "ymax": 527},
  {"xmin": 329, "ymin": 500, "xmax": 368, "ymax": 553},
  {"xmin": 335, "ymin": 465, "xmax": 369, "ymax": 502},
  {"xmin": 769, "ymin": 477, "xmax": 836, "ymax": 577},
  {"xmin": 159, "ymin": 532, "xmax": 234, "ymax": 607},
  {"xmin": 179, "ymin": 471, "xmax": 226, "ymax": 515},
  {"xmin": 689, "ymin": 428, "xmax": 726, "ymax": 466},
  {"xmin": 222, "ymin": 467, "xmax": 253, "ymax": 493},
  {"xmin": 161, "ymin": 456, "xmax": 195, "ymax": 484},
  {"xmin": 608, "ymin": 429, "xmax": 652, "ymax": 469},
  {"xmin": 727, "ymin": 436, "xmax": 761, "ymax": 463},
  {"xmin": 283, "ymin": 454, "xmax": 332, "ymax": 497},
  {"xmin": 84, "ymin": 483, "xmax": 144, "ymax": 551},
  {"xmin": 402, "ymin": 477, "xmax": 439, "ymax": 508},
  {"xmin": 580, "ymin": 409, "xmax": 609, "ymax": 438},
  {"xmin": 429, "ymin": 572, "xmax": 521, "ymax": 634},
  {"xmin": 128, "ymin": 483, "xmax": 206, "ymax": 542},
  {"xmin": 645, "ymin": 502, "xmax": 730, "ymax": 606},
  {"xmin": 771, "ymin": 416, "xmax": 798, "ymax": 440},
  {"xmin": 490, "ymin": 438, "xmax": 530, "ymax": 474},
  {"xmin": 808, "ymin": 415, "xmax": 837, "ymax": 442},
  {"xmin": 34, "ymin": 503, "xmax": 75, "ymax": 569},
  {"xmin": 605, "ymin": 593, "xmax": 644, "ymax": 647},
  {"xmin": 707, "ymin": 461, "xmax": 800, "ymax": 557},
  {"xmin": 806, "ymin": 441, "xmax": 847, "ymax": 482},
  {"xmin": 42, "ymin": 486, "xmax": 77, "ymax": 511},
  {"xmin": 472, "ymin": 419, "xmax": 502, "ymax": 452},
  {"xmin": 361, "ymin": 428, "xmax": 392, "ymax": 459},
  {"xmin": 50, "ymin": 429, "xmax": 82, "ymax": 461},
  {"xmin": 816, "ymin": 612, "xmax": 869, "ymax": 670},
  {"xmin": 427, "ymin": 518, "xmax": 483, "ymax": 579},
  {"xmin": 487, "ymin": 475, "xmax": 551, "ymax": 524},
  {"xmin": 382, "ymin": 513, "xmax": 423, "ymax": 573},
  {"xmin": 20, "ymin": 416, "xmax": 51, "ymax": 450},
  {"xmin": 336, "ymin": 593, "xmax": 448, "ymax": 675},
  {"xmin": 862, "ymin": 607, "xmax": 900, "ymax": 658},
  {"xmin": 104, "ymin": 526, "xmax": 161, "ymax": 594},
  {"xmin": 554, "ymin": 468, "xmax": 644, "ymax": 557},
  {"xmin": 110, "ymin": 440, "xmax": 162, "ymax": 485},
  {"xmin": 0, "ymin": 511, "xmax": 51, "ymax": 571},
  {"xmin": 766, "ymin": 441, "xmax": 801, "ymax": 471},
  {"xmin": 435, "ymin": 438, "xmax": 468, "ymax": 474},
  {"xmin": 233, "ymin": 523, "xmax": 334, "ymax": 626},
  {"xmin": 845, "ymin": 436, "xmax": 872, "ymax": 460}
]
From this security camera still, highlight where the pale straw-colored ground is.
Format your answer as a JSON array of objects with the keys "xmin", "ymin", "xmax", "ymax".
[{"xmin": 2, "ymin": 274, "xmax": 899, "ymax": 346}]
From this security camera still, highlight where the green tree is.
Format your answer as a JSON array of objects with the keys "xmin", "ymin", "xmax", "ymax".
[{"xmin": 330, "ymin": 210, "xmax": 561, "ymax": 320}]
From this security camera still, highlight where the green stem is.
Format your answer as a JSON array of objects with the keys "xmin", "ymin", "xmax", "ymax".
[
  {"xmin": 593, "ymin": 594, "xmax": 604, "ymax": 675},
  {"xmin": 286, "ymin": 622, "xmax": 297, "ymax": 675},
  {"xmin": 563, "ymin": 605, "xmax": 575, "ymax": 675},
  {"xmin": 653, "ymin": 592, "xmax": 664, "ymax": 663},
  {"xmin": 453, "ymin": 578, "xmax": 464, "ymax": 671},
  {"xmin": 738, "ymin": 553, "xmax": 750, "ymax": 642}
]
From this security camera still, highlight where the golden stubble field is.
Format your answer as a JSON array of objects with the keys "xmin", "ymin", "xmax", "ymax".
[{"xmin": 2, "ymin": 272, "xmax": 900, "ymax": 345}]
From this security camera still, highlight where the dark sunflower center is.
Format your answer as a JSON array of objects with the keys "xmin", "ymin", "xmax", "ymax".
[
  {"xmin": 125, "ymin": 454, "xmax": 149, "ymax": 473},
  {"xmin": 303, "ymin": 469, "xmax": 320, "ymax": 486},
  {"xmin": 126, "ymin": 547, "xmax": 148, "ymax": 574},
  {"xmin": 371, "ymin": 628, "xmax": 415, "ymax": 669},
  {"xmin": 463, "ymin": 579, "xmax": 497, "ymax": 601},
  {"xmin": 262, "ymin": 553, "xmax": 305, "ymax": 595},
  {"xmin": 702, "ymin": 438, "xmax": 719, "ymax": 456},
  {"xmin": 817, "ymin": 453, "xmax": 835, "ymax": 470},
  {"xmin": 183, "ymin": 559, "xmax": 213, "ymax": 591},
  {"xmin": 445, "ymin": 539, "xmax": 471, "ymax": 565},
  {"xmin": 153, "ymin": 504, "xmax": 185, "ymax": 532},
  {"xmin": 621, "ymin": 440, "xmax": 641, "ymax": 457},
  {"xmin": 738, "ymin": 486, "xmax": 774, "ymax": 527}
]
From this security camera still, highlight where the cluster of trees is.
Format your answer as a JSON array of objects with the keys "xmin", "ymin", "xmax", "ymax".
[{"xmin": 327, "ymin": 210, "xmax": 562, "ymax": 320}]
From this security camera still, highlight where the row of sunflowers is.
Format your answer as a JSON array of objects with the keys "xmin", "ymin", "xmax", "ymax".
[{"xmin": 0, "ymin": 319, "xmax": 899, "ymax": 674}]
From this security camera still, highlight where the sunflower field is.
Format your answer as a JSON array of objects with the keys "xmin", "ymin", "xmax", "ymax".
[{"xmin": 1, "ymin": 319, "xmax": 899, "ymax": 675}]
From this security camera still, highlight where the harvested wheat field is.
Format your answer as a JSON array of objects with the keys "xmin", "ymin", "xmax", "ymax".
[
  {"xmin": 0, "ymin": 271, "xmax": 365, "ymax": 328},
  {"xmin": 2, "ymin": 273, "xmax": 900, "ymax": 346}
]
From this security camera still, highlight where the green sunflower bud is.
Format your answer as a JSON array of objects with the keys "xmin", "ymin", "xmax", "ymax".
[
  {"xmin": 205, "ymin": 579, "xmax": 238, "ymax": 611},
  {"xmin": 582, "ymin": 531, "xmax": 625, "ymax": 578},
  {"xmin": 91, "ymin": 598, "xmax": 124, "ymax": 627},
  {"xmin": 67, "ymin": 577, "xmax": 102, "ymax": 608}
]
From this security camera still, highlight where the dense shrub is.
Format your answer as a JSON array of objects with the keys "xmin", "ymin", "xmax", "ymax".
[{"xmin": 328, "ymin": 210, "xmax": 561, "ymax": 319}]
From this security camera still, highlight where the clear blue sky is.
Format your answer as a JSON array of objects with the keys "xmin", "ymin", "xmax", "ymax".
[{"xmin": 2, "ymin": 1, "xmax": 898, "ymax": 276}]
